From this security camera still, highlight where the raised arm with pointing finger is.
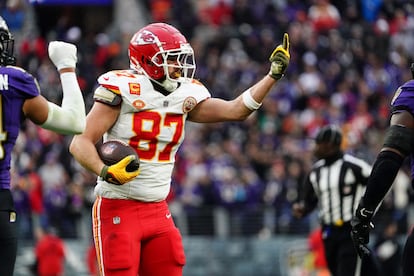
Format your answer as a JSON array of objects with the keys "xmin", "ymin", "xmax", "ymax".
[{"xmin": 69, "ymin": 22, "xmax": 289, "ymax": 275}]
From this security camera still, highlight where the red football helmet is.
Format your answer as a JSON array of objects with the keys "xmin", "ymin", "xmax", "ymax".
[{"xmin": 128, "ymin": 23, "xmax": 195, "ymax": 84}]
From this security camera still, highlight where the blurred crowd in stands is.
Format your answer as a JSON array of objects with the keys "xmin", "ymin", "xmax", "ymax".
[{"xmin": 5, "ymin": 0, "xmax": 414, "ymax": 240}]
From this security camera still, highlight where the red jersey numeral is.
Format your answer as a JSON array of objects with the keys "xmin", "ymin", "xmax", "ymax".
[{"xmin": 130, "ymin": 111, "xmax": 184, "ymax": 162}]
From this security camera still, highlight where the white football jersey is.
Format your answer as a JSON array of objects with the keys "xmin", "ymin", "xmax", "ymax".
[{"xmin": 93, "ymin": 70, "xmax": 211, "ymax": 201}]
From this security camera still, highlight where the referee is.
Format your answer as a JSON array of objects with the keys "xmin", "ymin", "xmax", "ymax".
[{"xmin": 292, "ymin": 125, "xmax": 382, "ymax": 276}]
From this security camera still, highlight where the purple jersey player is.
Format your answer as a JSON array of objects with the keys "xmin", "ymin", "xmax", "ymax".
[
  {"xmin": 351, "ymin": 70, "xmax": 414, "ymax": 276},
  {"xmin": 0, "ymin": 67, "xmax": 43, "ymax": 189},
  {"xmin": 0, "ymin": 17, "xmax": 85, "ymax": 276}
]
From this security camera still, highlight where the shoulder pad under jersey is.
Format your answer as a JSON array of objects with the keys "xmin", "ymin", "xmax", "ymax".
[
  {"xmin": 94, "ymin": 70, "xmax": 140, "ymax": 106},
  {"xmin": 97, "ymin": 69, "xmax": 143, "ymax": 94},
  {"xmin": 97, "ymin": 70, "xmax": 122, "ymax": 95},
  {"xmin": 93, "ymin": 86, "xmax": 122, "ymax": 106}
]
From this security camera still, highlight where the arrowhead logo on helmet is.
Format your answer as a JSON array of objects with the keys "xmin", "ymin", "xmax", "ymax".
[{"xmin": 135, "ymin": 30, "xmax": 157, "ymax": 45}]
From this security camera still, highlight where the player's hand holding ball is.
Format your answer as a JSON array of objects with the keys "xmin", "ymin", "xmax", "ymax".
[
  {"xmin": 98, "ymin": 140, "xmax": 140, "ymax": 185},
  {"xmin": 48, "ymin": 41, "xmax": 78, "ymax": 71},
  {"xmin": 268, "ymin": 33, "xmax": 290, "ymax": 80}
]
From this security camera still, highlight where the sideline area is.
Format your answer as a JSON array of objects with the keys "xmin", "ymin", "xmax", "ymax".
[{"xmin": 15, "ymin": 236, "xmax": 311, "ymax": 276}]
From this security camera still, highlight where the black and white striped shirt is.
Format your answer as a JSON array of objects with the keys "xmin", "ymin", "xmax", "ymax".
[{"xmin": 301, "ymin": 153, "xmax": 372, "ymax": 226}]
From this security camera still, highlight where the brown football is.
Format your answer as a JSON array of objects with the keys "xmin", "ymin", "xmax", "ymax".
[{"xmin": 97, "ymin": 140, "xmax": 140, "ymax": 172}]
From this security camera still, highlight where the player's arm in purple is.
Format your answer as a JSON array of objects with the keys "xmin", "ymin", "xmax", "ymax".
[{"xmin": 360, "ymin": 80, "xmax": 414, "ymax": 210}]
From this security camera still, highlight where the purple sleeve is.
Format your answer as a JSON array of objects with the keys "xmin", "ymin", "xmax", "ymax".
[
  {"xmin": 6, "ymin": 66, "xmax": 40, "ymax": 98},
  {"xmin": 390, "ymin": 80, "xmax": 414, "ymax": 115}
]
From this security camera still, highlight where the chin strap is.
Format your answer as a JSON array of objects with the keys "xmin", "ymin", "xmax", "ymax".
[{"xmin": 161, "ymin": 78, "xmax": 178, "ymax": 92}]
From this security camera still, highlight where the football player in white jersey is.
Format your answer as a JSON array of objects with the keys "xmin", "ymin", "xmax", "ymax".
[{"xmin": 70, "ymin": 22, "xmax": 290, "ymax": 276}]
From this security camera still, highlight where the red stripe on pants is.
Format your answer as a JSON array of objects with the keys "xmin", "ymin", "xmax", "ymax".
[{"xmin": 92, "ymin": 196, "xmax": 185, "ymax": 276}]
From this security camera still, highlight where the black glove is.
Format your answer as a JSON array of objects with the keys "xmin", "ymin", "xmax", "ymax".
[{"xmin": 350, "ymin": 201, "xmax": 375, "ymax": 258}]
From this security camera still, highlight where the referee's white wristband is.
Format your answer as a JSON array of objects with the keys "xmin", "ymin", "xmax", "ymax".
[{"xmin": 242, "ymin": 89, "xmax": 262, "ymax": 110}]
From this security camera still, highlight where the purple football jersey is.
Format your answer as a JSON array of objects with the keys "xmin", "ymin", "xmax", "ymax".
[
  {"xmin": 391, "ymin": 80, "xmax": 414, "ymax": 112},
  {"xmin": 390, "ymin": 79, "xmax": 414, "ymax": 181},
  {"xmin": 0, "ymin": 66, "xmax": 40, "ymax": 189}
]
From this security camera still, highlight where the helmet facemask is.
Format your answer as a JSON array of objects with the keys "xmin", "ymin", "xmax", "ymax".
[
  {"xmin": 151, "ymin": 44, "xmax": 195, "ymax": 91},
  {"xmin": 0, "ymin": 18, "xmax": 15, "ymax": 66}
]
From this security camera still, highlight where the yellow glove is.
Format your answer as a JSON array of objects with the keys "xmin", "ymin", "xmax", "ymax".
[
  {"xmin": 100, "ymin": 155, "xmax": 140, "ymax": 185},
  {"xmin": 269, "ymin": 33, "xmax": 290, "ymax": 80}
]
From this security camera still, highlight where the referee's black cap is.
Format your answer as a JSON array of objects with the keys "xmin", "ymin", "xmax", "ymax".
[{"xmin": 315, "ymin": 125, "xmax": 342, "ymax": 146}]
